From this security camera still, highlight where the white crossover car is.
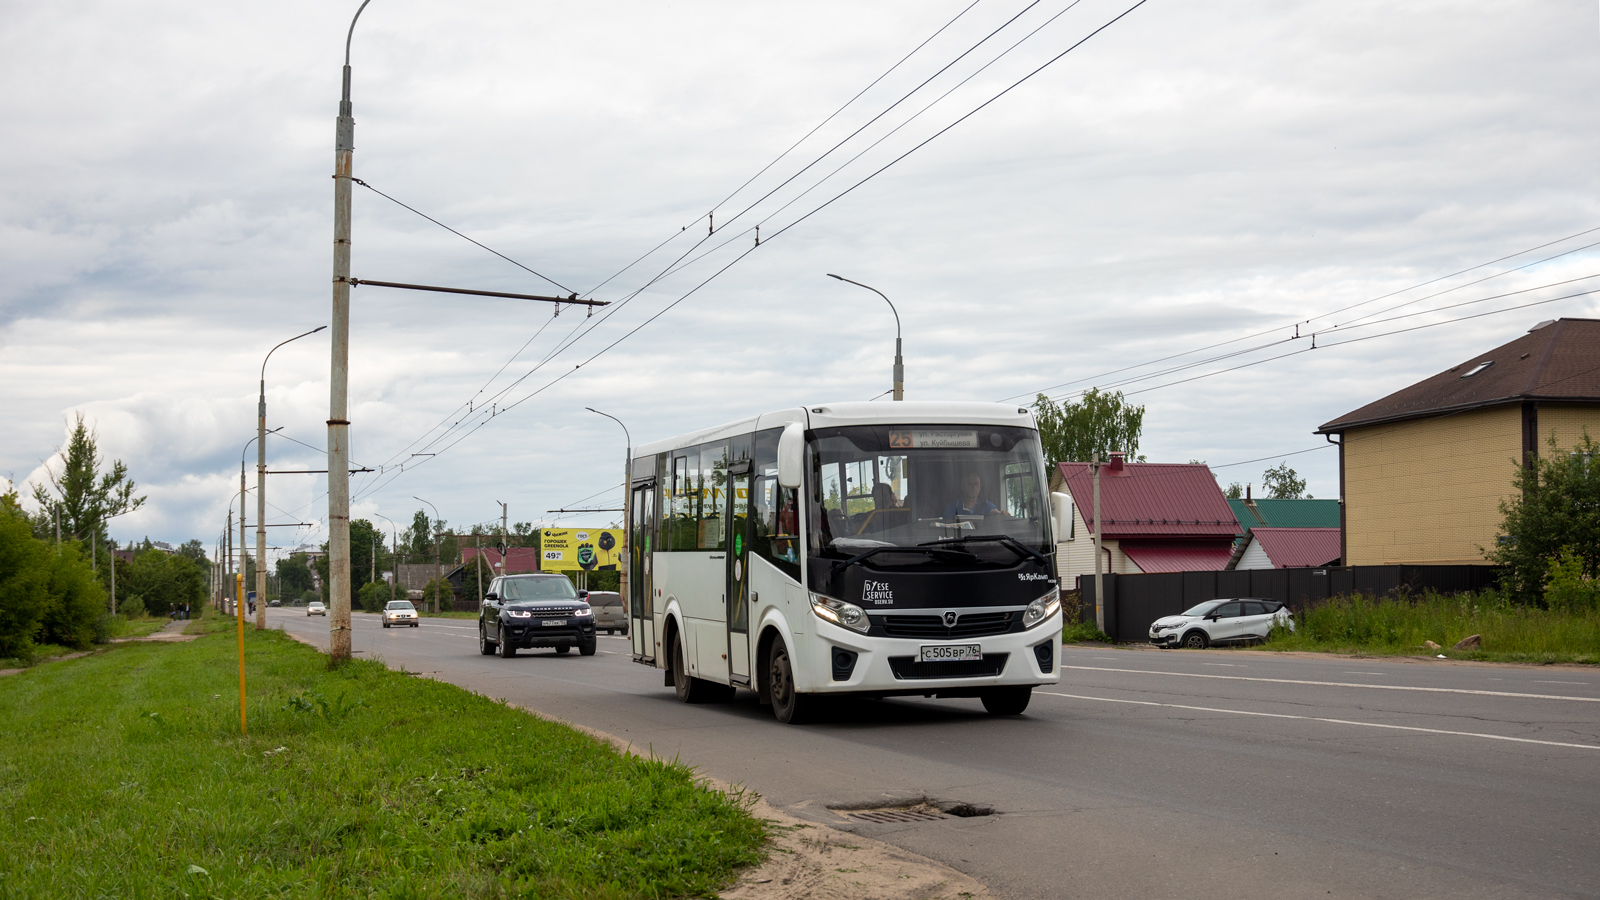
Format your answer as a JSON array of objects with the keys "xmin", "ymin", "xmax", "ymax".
[
  {"xmin": 1149, "ymin": 598, "xmax": 1294, "ymax": 649},
  {"xmin": 382, "ymin": 599, "xmax": 419, "ymax": 628}
]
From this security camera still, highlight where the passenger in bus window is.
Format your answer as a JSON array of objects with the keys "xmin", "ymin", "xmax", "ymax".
[{"xmin": 943, "ymin": 471, "xmax": 1000, "ymax": 520}]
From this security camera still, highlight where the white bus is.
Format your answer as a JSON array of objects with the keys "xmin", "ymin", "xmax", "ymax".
[{"xmin": 627, "ymin": 401, "xmax": 1063, "ymax": 724}]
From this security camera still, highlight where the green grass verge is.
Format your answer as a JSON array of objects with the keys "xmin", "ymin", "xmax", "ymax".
[
  {"xmin": 0, "ymin": 628, "xmax": 766, "ymax": 898},
  {"xmin": 1263, "ymin": 591, "xmax": 1600, "ymax": 664}
]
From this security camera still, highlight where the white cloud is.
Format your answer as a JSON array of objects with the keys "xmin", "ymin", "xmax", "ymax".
[{"xmin": 6, "ymin": 0, "xmax": 1600, "ymax": 554}]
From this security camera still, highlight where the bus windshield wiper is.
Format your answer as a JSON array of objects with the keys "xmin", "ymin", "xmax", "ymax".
[
  {"xmin": 918, "ymin": 534, "xmax": 1050, "ymax": 567},
  {"xmin": 830, "ymin": 544, "xmax": 977, "ymax": 572}
]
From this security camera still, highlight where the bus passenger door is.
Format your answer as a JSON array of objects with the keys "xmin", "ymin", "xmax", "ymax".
[
  {"xmin": 726, "ymin": 462, "xmax": 752, "ymax": 684},
  {"xmin": 630, "ymin": 482, "xmax": 655, "ymax": 661}
]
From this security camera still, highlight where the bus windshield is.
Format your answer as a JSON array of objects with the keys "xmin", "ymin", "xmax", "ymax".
[{"xmin": 806, "ymin": 424, "xmax": 1050, "ymax": 566}]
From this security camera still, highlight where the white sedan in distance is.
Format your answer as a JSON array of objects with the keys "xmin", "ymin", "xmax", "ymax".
[{"xmin": 382, "ymin": 599, "xmax": 419, "ymax": 628}]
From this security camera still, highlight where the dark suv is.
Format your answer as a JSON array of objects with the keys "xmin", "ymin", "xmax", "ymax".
[{"xmin": 479, "ymin": 574, "xmax": 597, "ymax": 658}]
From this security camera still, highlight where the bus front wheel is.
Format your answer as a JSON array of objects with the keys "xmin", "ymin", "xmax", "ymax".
[{"xmin": 769, "ymin": 643, "xmax": 814, "ymax": 725}]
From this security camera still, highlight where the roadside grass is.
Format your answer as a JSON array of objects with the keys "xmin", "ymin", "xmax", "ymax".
[
  {"xmin": 106, "ymin": 614, "xmax": 172, "ymax": 640},
  {"xmin": 1263, "ymin": 590, "xmax": 1600, "ymax": 664},
  {"xmin": 0, "ymin": 628, "xmax": 766, "ymax": 898},
  {"xmin": 422, "ymin": 610, "xmax": 480, "ymax": 619}
]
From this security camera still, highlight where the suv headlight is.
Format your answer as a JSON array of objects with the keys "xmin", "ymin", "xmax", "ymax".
[
  {"xmin": 505, "ymin": 610, "xmax": 531, "ymax": 619},
  {"xmin": 573, "ymin": 606, "xmax": 593, "ymax": 618},
  {"xmin": 810, "ymin": 593, "xmax": 870, "ymax": 634},
  {"xmin": 1023, "ymin": 589, "xmax": 1061, "ymax": 629}
]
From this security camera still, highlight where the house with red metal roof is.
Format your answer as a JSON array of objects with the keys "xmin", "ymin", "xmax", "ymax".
[
  {"xmin": 1226, "ymin": 526, "xmax": 1342, "ymax": 570},
  {"xmin": 460, "ymin": 546, "xmax": 542, "ymax": 575},
  {"xmin": 1051, "ymin": 454, "xmax": 1239, "ymax": 590}
]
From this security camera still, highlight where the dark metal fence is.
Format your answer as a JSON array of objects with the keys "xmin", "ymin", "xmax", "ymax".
[{"xmin": 1079, "ymin": 565, "xmax": 1500, "ymax": 643}]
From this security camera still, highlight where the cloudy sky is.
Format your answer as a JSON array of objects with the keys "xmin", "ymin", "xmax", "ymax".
[{"xmin": 5, "ymin": 0, "xmax": 1600, "ymax": 559}]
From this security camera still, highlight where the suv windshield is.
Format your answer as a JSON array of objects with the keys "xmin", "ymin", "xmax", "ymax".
[
  {"xmin": 500, "ymin": 576, "xmax": 578, "ymax": 602},
  {"xmin": 1180, "ymin": 600, "xmax": 1225, "ymax": 617},
  {"xmin": 385, "ymin": 601, "xmax": 415, "ymax": 611},
  {"xmin": 806, "ymin": 424, "xmax": 1050, "ymax": 566}
]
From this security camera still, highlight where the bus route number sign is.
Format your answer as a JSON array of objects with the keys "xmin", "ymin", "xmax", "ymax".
[
  {"xmin": 889, "ymin": 430, "xmax": 978, "ymax": 449},
  {"xmin": 920, "ymin": 644, "xmax": 982, "ymax": 662}
]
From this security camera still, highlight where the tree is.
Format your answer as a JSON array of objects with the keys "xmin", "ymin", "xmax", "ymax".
[
  {"xmin": 1223, "ymin": 482, "xmax": 1244, "ymax": 499},
  {"xmin": 121, "ymin": 548, "xmax": 204, "ymax": 617},
  {"xmin": 176, "ymin": 539, "xmax": 208, "ymax": 566},
  {"xmin": 276, "ymin": 554, "xmax": 315, "ymax": 597},
  {"xmin": 1261, "ymin": 463, "xmax": 1309, "ymax": 499},
  {"xmin": 29, "ymin": 413, "xmax": 145, "ymax": 545},
  {"xmin": 1489, "ymin": 432, "xmax": 1600, "ymax": 603},
  {"xmin": 1031, "ymin": 389, "xmax": 1145, "ymax": 465},
  {"xmin": 409, "ymin": 510, "xmax": 431, "ymax": 560},
  {"xmin": 1, "ymin": 487, "xmax": 105, "ymax": 657}
]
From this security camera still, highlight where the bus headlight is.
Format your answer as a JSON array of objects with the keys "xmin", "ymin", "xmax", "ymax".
[
  {"xmin": 1023, "ymin": 589, "xmax": 1061, "ymax": 629},
  {"xmin": 810, "ymin": 593, "xmax": 870, "ymax": 634}
]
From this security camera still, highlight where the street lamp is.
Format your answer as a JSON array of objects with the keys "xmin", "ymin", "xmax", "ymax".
[
  {"xmin": 586, "ymin": 408, "xmax": 631, "ymax": 604},
  {"xmin": 327, "ymin": 0, "xmax": 375, "ymax": 664},
  {"xmin": 241, "ymin": 428, "xmax": 283, "ymax": 622},
  {"xmin": 375, "ymin": 513, "xmax": 400, "ymax": 608},
  {"xmin": 827, "ymin": 274, "xmax": 903, "ymax": 401},
  {"xmin": 258, "ymin": 325, "xmax": 326, "ymax": 631},
  {"xmin": 413, "ymin": 496, "xmax": 443, "ymax": 613}
]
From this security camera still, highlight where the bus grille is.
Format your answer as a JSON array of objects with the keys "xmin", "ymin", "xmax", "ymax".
[
  {"xmin": 888, "ymin": 654, "xmax": 1009, "ymax": 680},
  {"xmin": 879, "ymin": 611, "xmax": 1013, "ymax": 639}
]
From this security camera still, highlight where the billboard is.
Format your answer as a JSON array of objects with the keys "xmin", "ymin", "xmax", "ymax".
[{"xmin": 539, "ymin": 528, "xmax": 624, "ymax": 572}]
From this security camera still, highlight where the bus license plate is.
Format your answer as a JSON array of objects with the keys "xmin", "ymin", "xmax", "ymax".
[
  {"xmin": 921, "ymin": 644, "xmax": 981, "ymax": 662},
  {"xmin": 541, "ymin": 619, "xmax": 566, "ymax": 627}
]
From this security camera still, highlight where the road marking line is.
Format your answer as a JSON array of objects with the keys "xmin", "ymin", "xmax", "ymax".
[
  {"xmin": 1039, "ymin": 692, "xmax": 1600, "ymax": 750},
  {"xmin": 1059, "ymin": 665, "xmax": 1600, "ymax": 703},
  {"xmin": 1344, "ymin": 672, "xmax": 1387, "ymax": 676},
  {"xmin": 1536, "ymin": 681, "xmax": 1589, "ymax": 686},
  {"xmin": 1201, "ymin": 663, "xmax": 1240, "ymax": 667}
]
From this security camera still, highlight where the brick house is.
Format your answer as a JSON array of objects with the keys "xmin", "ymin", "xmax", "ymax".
[{"xmin": 1316, "ymin": 318, "xmax": 1600, "ymax": 565}]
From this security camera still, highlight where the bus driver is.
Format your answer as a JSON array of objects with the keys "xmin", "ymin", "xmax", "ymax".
[{"xmin": 943, "ymin": 471, "xmax": 999, "ymax": 520}]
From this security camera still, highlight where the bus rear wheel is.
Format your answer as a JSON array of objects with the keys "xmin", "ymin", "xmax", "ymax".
[
  {"xmin": 769, "ymin": 643, "xmax": 814, "ymax": 725},
  {"xmin": 672, "ymin": 634, "xmax": 723, "ymax": 703}
]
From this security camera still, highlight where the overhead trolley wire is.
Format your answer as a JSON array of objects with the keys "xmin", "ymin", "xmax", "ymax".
[
  {"xmin": 1002, "ymin": 222, "xmax": 1600, "ymax": 401},
  {"xmin": 353, "ymin": 0, "xmax": 1156, "ymax": 504}
]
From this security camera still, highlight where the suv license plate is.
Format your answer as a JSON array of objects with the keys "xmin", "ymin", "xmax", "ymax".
[
  {"xmin": 541, "ymin": 619, "xmax": 566, "ymax": 627},
  {"xmin": 921, "ymin": 644, "xmax": 981, "ymax": 662}
]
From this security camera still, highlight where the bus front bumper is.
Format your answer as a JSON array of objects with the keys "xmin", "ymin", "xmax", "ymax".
[{"xmin": 798, "ymin": 612, "xmax": 1062, "ymax": 696}]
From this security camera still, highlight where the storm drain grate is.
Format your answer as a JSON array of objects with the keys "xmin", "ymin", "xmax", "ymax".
[{"xmin": 845, "ymin": 806, "xmax": 948, "ymax": 824}]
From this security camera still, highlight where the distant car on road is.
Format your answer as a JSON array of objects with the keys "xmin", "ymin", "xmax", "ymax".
[
  {"xmin": 479, "ymin": 574, "xmax": 596, "ymax": 658},
  {"xmin": 1149, "ymin": 599, "xmax": 1294, "ymax": 649},
  {"xmin": 268, "ymin": 598, "xmax": 281, "ymax": 607},
  {"xmin": 307, "ymin": 601, "xmax": 327, "ymax": 617},
  {"xmin": 583, "ymin": 591, "xmax": 627, "ymax": 634},
  {"xmin": 382, "ymin": 599, "xmax": 419, "ymax": 628}
]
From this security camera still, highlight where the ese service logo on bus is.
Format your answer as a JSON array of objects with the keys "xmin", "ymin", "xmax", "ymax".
[{"xmin": 862, "ymin": 580, "xmax": 894, "ymax": 605}]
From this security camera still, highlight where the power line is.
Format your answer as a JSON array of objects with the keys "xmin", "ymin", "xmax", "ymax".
[
  {"xmin": 348, "ymin": 0, "xmax": 1156, "ymax": 503},
  {"xmin": 1003, "ymin": 222, "xmax": 1600, "ymax": 401}
]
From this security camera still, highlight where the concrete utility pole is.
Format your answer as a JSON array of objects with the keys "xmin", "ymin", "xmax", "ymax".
[
  {"xmin": 225, "ymin": 512, "xmax": 232, "ymax": 615},
  {"xmin": 326, "ymin": 0, "xmax": 372, "ymax": 663},
  {"xmin": 586, "ymin": 408, "xmax": 631, "ymax": 601},
  {"xmin": 827, "ymin": 274, "xmax": 904, "ymax": 401},
  {"xmin": 1092, "ymin": 453, "xmax": 1104, "ymax": 634},
  {"xmin": 500, "ymin": 501, "xmax": 509, "ymax": 575}
]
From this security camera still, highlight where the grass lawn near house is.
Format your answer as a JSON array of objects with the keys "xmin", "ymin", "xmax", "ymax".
[
  {"xmin": 1261, "ymin": 591, "xmax": 1600, "ymax": 665},
  {"xmin": 0, "ymin": 627, "xmax": 766, "ymax": 899}
]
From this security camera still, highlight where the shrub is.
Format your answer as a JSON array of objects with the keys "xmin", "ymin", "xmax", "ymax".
[
  {"xmin": 0, "ymin": 507, "xmax": 51, "ymax": 658},
  {"xmin": 1545, "ymin": 549, "xmax": 1600, "ymax": 613},
  {"xmin": 356, "ymin": 581, "xmax": 392, "ymax": 612},
  {"xmin": 118, "ymin": 593, "xmax": 147, "ymax": 618},
  {"xmin": 1489, "ymin": 432, "xmax": 1600, "ymax": 603},
  {"xmin": 37, "ymin": 542, "xmax": 105, "ymax": 650}
]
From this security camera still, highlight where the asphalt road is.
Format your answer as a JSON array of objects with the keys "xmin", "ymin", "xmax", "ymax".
[{"xmin": 272, "ymin": 609, "xmax": 1600, "ymax": 900}]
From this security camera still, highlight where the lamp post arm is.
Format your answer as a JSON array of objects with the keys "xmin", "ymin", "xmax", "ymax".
[{"xmin": 827, "ymin": 274, "xmax": 903, "ymax": 400}]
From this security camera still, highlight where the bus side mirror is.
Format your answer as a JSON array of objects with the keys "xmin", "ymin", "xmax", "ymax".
[
  {"xmin": 1051, "ymin": 492, "xmax": 1072, "ymax": 540},
  {"xmin": 777, "ymin": 423, "xmax": 804, "ymax": 489}
]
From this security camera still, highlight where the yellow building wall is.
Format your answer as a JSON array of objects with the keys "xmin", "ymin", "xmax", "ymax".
[
  {"xmin": 1536, "ymin": 404, "xmax": 1600, "ymax": 455},
  {"xmin": 1344, "ymin": 406, "xmax": 1521, "ymax": 565}
]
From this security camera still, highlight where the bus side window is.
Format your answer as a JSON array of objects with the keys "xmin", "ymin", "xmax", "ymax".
[{"xmin": 753, "ymin": 428, "xmax": 801, "ymax": 578}]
